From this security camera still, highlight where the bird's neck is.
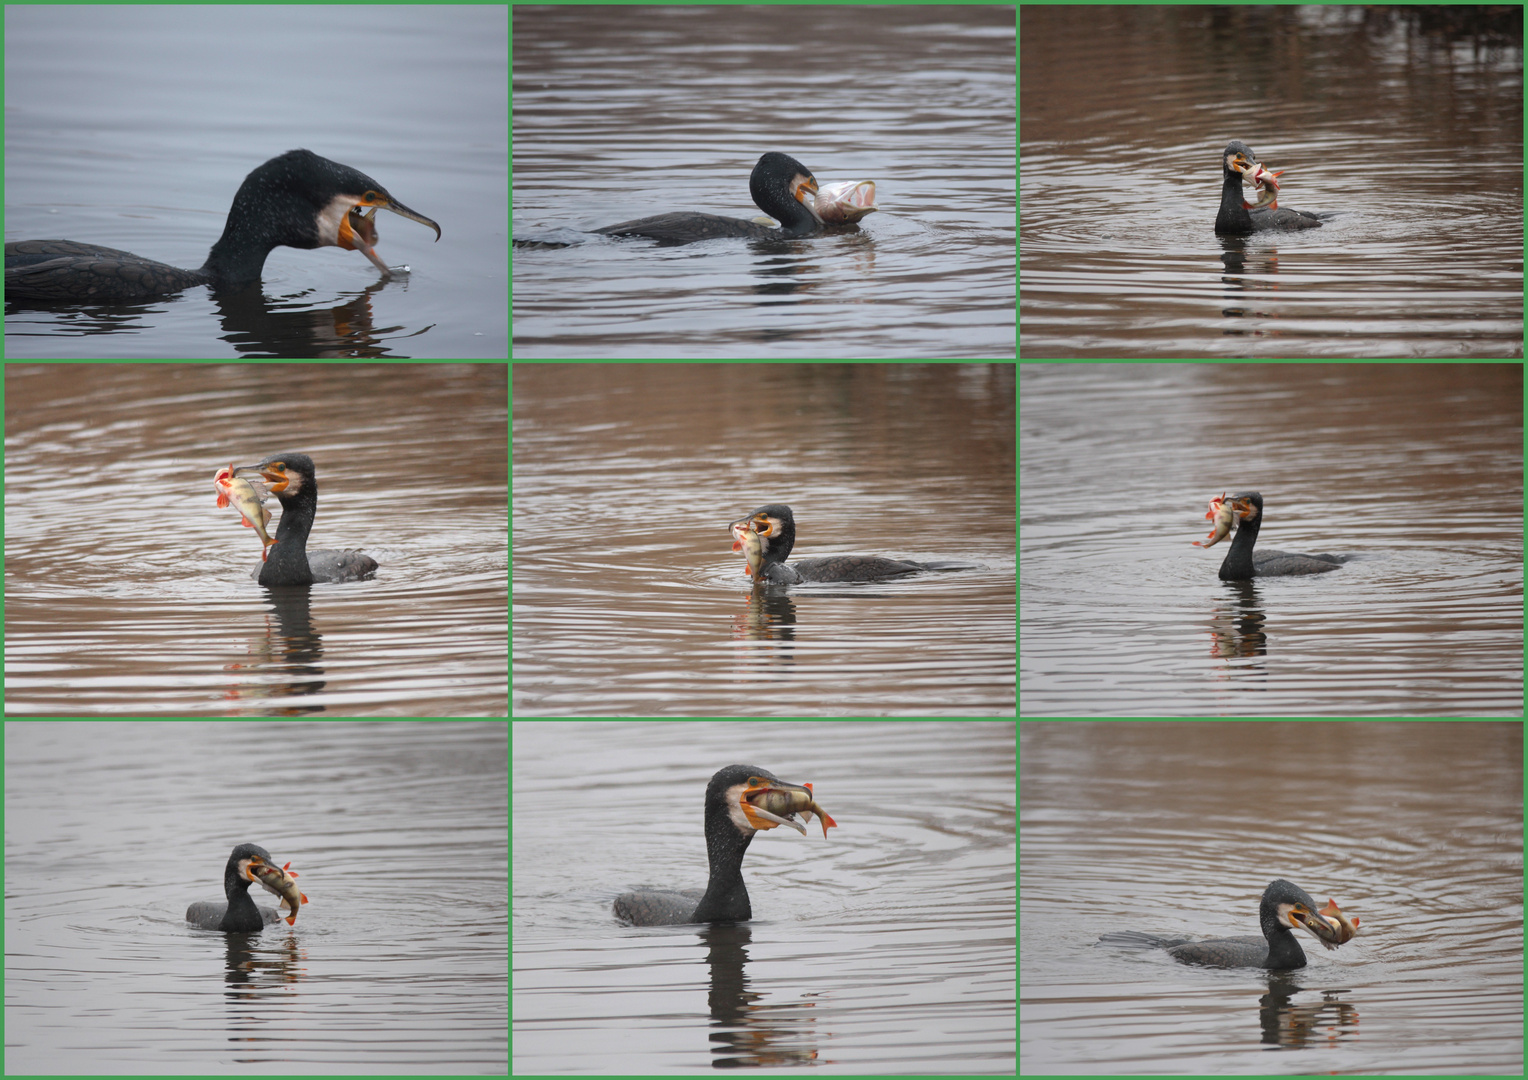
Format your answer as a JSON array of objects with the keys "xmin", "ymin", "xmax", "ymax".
[
  {"xmin": 1218, "ymin": 512, "xmax": 1261, "ymax": 580},
  {"xmin": 1215, "ymin": 171, "xmax": 1253, "ymax": 235},
  {"xmin": 693, "ymin": 815, "xmax": 754, "ymax": 921}
]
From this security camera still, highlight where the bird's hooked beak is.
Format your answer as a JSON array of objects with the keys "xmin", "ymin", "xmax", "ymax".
[
  {"xmin": 738, "ymin": 774, "xmax": 815, "ymax": 832},
  {"xmin": 351, "ymin": 189, "xmax": 442, "ymax": 243},
  {"xmin": 1227, "ymin": 494, "xmax": 1260, "ymax": 523},
  {"xmin": 234, "ymin": 459, "xmax": 290, "ymax": 491}
]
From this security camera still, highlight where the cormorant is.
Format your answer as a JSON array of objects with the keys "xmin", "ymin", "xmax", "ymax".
[
  {"xmin": 1216, "ymin": 492, "xmax": 1347, "ymax": 581},
  {"xmin": 232, "ymin": 452, "xmax": 378, "ymax": 587},
  {"xmin": 1098, "ymin": 879, "xmax": 1342, "ymax": 969},
  {"xmin": 730, "ymin": 504, "xmax": 927, "ymax": 584},
  {"xmin": 1215, "ymin": 141, "xmax": 1322, "ymax": 235},
  {"xmin": 5, "ymin": 150, "xmax": 441, "ymax": 303},
  {"xmin": 594, "ymin": 153, "xmax": 822, "ymax": 245},
  {"xmin": 184, "ymin": 843, "xmax": 286, "ymax": 932},
  {"xmin": 612, "ymin": 765, "xmax": 836, "ymax": 926}
]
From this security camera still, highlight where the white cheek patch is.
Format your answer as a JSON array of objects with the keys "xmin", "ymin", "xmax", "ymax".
[
  {"xmin": 313, "ymin": 195, "xmax": 364, "ymax": 248},
  {"xmin": 725, "ymin": 788, "xmax": 757, "ymax": 834}
]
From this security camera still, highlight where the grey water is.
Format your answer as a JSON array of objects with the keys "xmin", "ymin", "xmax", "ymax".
[
  {"xmin": 3, "ymin": 721, "xmax": 507, "ymax": 1073},
  {"xmin": 1020, "ymin": 362, "xmax": 1523, "ymax": 716},
  {"xmin": 1021, "ymin": 721, "xmax": 1523, "ymax": 1074},
  {"xmin": 513, "ymin": 720, "xmax": 1016, "ymax": 1074},
  {"xmin": 512, "ymin": 5, "xmax": 1016, "ymax": 359}
]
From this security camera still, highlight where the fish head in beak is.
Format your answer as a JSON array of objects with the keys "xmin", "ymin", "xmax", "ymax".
[{"xmin": 738, "ymin": 773, "xmax": 816, "ymax": 834}]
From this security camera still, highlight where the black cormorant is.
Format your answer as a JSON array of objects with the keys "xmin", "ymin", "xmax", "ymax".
[
  {"xmin": 594, "ymin": 153, "xmax": 822, "ymax": 245},
  {"xmin": 1215, "ymin": 141, "xmax": 1322, "ymax": 236},
  {"xmin": 184, "ymin": 843, "xmax": 285, "ymax": 932},
  {"xmin": 1217, "ymin": 492, "xmax": 1347, "ymax": 581},
  {"xmin": 1098, "ymin": 879, "xmax": 1341, "ymax": 969},
  {"xmin": 730, "ymin": 504, "xmax": 928, "ymax": 584},
  {"xmin": 5, "ymin": 150, "xmax": 441, "ymax": 302},
  {"xmin": 233, "ymin": 452, "xmax": 378, "ymax": 587},
  {"xmin": 613, "ymin": 765, "xmax": 835, "ymax": 926}
]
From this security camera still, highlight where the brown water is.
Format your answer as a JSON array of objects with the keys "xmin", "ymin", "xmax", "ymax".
[
  {"xmin": 511, "ymin": 363, "xmax": 1016, "ymax": 715},
  {"xmin": 1020, "ymin": 6, "xmax": 1524, "ymax": 358},
  {"xmin": 1021, "ymin": 721, "xmax": 1523, "ymax": 1074},
  {"xmin": 513, "ymin": 720, "xmax": 1016, "ymax": 1073},
  {"xmin": 1020, "ymin": 363, "xmax": 1523, "ymax": 716},
  {"xmin": 512, "ymin": 5, "xmax": 1017, "ymax": 359},
  {"xmin": 3, "ymin": 364, "xmax": 508, "ymax": 717}
]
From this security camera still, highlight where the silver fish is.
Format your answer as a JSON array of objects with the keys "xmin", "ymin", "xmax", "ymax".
[
  {"xmin": 812, "ymin": 180, "xmax": 878, "ymax": 224},
  {"xmin": 1245, "ymin": 163, "xmax": 1283, "ymax": 210}
]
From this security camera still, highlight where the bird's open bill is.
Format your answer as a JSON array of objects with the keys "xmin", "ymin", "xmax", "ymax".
[{"xmin": 740, "ymin": 775, "xmax": 838, "ymax": 838}]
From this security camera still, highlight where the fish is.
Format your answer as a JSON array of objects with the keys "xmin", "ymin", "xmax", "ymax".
[
  {"xmin": 1318, "ymin": 897, "xmax": 1360, "ymax": 942},
  {"xmin": 744, "ymin": 781, "xmax": 838, "ymax": 838},
  {"xmin": 342, "ymin": 206, "xmax": 392, "ymax": 276},
  {"xmin": 1297, "ymin": 909, "xmax": 1343, "ymax": 950},
  {"xmin": 1232, "ymin": 159, "xmax": 1286, "ymax": 210},
  {"xmin": 1296, "ymin": 896, "xmax": 1359, "ymax": 951},
  {"xmin": 730, "ymin": 517, "xmax": 764, "ymax": 578},
  {"xmin": 1245, "ymin": 163, "xmax": 1284, "ymax": 210},
  {"xmin": 214, "ymin": 464, "xmax": 277, "ymax": 560},
  {"xmin": 1192, "ymin": 492, "xmax": 1234, "ymax": 548},
  {"xmin": 350, "ymin": 205, "xmax": 378, "ymax": 248},
  {"xmin": 1304, "ymin": 921, "xmax": 1344, "ymax": 951},
  {"xmin": 247, "ymin": 859, "xmax": 308, "ymax": 926},
  {"xmin": 812, "ymin": 180, "xmax": 878, "ymax": 224}
]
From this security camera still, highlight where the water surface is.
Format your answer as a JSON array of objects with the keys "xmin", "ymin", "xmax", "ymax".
[
  {"xmin": 1020, "ymin": 6, "xmax": 1523, "ymax": 358},
  {"xmin": 1020, "ymin": 363, "xmax": 1523, "ymax": 716},
  {"xmin": 4, "ymin": 363, "xmax": 508, "ymax": 717},
  {"xmin": 513, "ymin": 363, "xmax": 1016, "ymax": 716},
  {"xmin": 513, "ymin": 5, "xmax": 1016, "ymax": 358},
  {"xmin": 513, "ymin": 720, "xmax": 1015, "ymax": 1073},
  {"xmin": 4, "ymin": 721, "xmax": 507, "ymax": 1073},
  {"xmin": 1021, "ymin": 721, "xmax": 1522, "ymax": 1074}
]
